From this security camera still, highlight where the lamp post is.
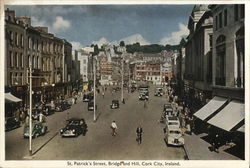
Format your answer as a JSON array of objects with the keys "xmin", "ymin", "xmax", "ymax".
[{"xmin": 28, "ymin": 59, "xmax": 32, "ymax": 156}]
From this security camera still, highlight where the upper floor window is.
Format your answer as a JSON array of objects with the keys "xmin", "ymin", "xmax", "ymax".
[
  {"xmin": 219, "ymin": 12, "xmax": 222, "ymax": 28},
  {"xmin": 20, "ymin": 34, "xmax": 23, "ymax": 47},
  {"xmin": 215, "ymin": 16, "xmax": 218, "ymax": 30},
  {"xmin": 240, "ymin": 5, "xmax": 244, "ymax": 19},
  {"xmin": 224, "ymin": 9, "xmax": 227, "ymax": 26},
  {"xmin": 234, "ymin": 5, "xmax": 239, "ymax": 21}
]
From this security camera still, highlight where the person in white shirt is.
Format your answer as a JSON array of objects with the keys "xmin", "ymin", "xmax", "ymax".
[{"xmin": 110, "ymin": 121, "xmax": 118, "ymax": 136}]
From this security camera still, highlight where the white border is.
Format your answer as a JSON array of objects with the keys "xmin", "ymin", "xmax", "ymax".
[{"xmin": 0, "ymin": 0, "xmax": 249, "ymax": 168}]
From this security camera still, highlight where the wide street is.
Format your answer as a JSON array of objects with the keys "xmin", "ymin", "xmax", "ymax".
[{"xmin": 5, "ymin": 84, "xmax": 185, "ymax": 160}]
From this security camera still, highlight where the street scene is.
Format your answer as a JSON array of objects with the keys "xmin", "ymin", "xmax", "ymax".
[{"xmin": 3, "ymin": 4, "xmax": 245, "ymax": 161}]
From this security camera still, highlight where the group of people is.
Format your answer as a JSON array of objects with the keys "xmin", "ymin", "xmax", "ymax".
[{"xmin": 110, "ymin": 121, "xmax": 143, "ymax": 145}]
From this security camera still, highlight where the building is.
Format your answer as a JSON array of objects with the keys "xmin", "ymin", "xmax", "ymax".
[
  {"xmin": 184, "ymin": 5, "xmax": 213, "ymax": 104},
  {"xmin": 5, "ymin": 8, "xmax": 73, "ymax": 107}
]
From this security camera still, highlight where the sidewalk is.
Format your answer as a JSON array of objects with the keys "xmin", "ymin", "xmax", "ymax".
[{"xmin": 183, "ymin": 132, "xmax": 241, "ymax": 160}]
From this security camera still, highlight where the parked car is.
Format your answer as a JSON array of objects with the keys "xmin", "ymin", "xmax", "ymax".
[
  {"xmin": 60, "ymin": 118, "xmax": 88, "ymax": 137},
  {"xmin": 163, "ymin": 104, "xmax": 174, "ymax": 116},
  {"xmin": 23, "ymin": 122, "xmax": 47, "ymax": 138},
  {"xmin": 88, "ymin": 101, "xmax": 97, "ymax": 111},
  {"xmin": 165, "ymin": 116, "xmax": 180, "ymax": 129},
  {"xmin": 55, "ymin": 100, "xmax": 71, "ymax": 112},
  {"xmin": 164, "ymin": 127, "xmax": 184, "ymax": 146},
  {"xmin": 154, "ymin": 87, "xmax": 163, "ymax": 96},
  {"xmin": 5, "ymin": 117, "xmax": 21, "ymax": 131},
  {"xmin": 110, "ymin": 100, "xmax": 119, "ymax": 109}
]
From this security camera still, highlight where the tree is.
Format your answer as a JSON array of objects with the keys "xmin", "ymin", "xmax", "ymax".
[{"xmin": 119, "ymin": 41, "xmax": 125, "ymax": 47}]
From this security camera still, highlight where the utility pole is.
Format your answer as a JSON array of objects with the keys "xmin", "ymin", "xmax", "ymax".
[
  {"xmin": 29, "ymin": 59, "xmax": 32, "ymax": 156},
  {"xmin": 121, "ymin": 57, "xmax": 124, "ymax": 102},
  {"xmin": 93, "ymin": 55, "xmax": 96, "ymax": 121}
]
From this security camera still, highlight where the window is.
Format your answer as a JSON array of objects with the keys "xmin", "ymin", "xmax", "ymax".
[
  {"xmin": 10, "ymin": 31, "xmax": 13, "ymax": 45},
  {"xmin": 215, "ymin": 35, "xmax": 226, "ymax": 86},
  {"xmin": 33, "ymin": 38, "xmax": 35, "ymax": 50},
  {"xmin": 215, "ymin": 16, "xmax": 218, "ymax": 30},
  {"xmin": 240, "ymin": 5, "xmax": 244, "ymax": 19},
  {"xmin": 209, "ymin": 35, "xmax": 213, "ymax": 48},
  {"xmin": 28, "ymin": 37, "xmax": 31, "ymax": 49},
  {"xmin": 32, "ymin": 56, "xmax": 35, "ymax": 69},
  {"xmin": 83, "ymin": 60, "xmax": 86, "ymax": 64},
  {"xmin": 155, "ymin": 77, "xmax": 157, "ymax": 80},
  {"xmin": 235, "ymin": 27, "xmax": 244, "ymax": 88},
  {"xmin": 15, "ymin": 52, "xmax": 18, "ymax": 67},
  {"xmin": 224, "ymin": 9, "xmax": 227, "ymax": 26},
  {"xmin": 20, "ymin": 34, "xmax": 23, "ymax": 47},
  {"xmin": 19, "ymin": 73, "xmax": 23, "ymax": 85},
  {"xmin": 234, "ymin": 5, "xmax": 239, "ymax": 21},
  {"xmin": 219, "ymin": 12, "xmax": 222, "ymax": 28},
  {"xmin": 36, "ymin": 39, "xmax": 39, "ymax": 50},
  {"xmin": 20, "ymin": 53, "xmax": 23, "ymax": 67},
  {"xmin": 9, "ymin": 51, "xmax": 13, "ymax": 67},
  {"xmin": 15, "ymin": 33, "xmax": 18, "ymax": 46}
]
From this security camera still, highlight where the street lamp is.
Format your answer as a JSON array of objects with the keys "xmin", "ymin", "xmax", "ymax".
[{"xmin": 93, "ymin": 55, "xmax": 97, "ymax": 121}]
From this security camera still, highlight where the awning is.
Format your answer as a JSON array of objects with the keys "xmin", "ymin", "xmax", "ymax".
[
  {"xmin": 194, "ymin": 96, "xmax": 227, "ymax": 120},
  {"xmin": 208, "ymin": 100, "xmax": 244, "ymax": 132},
  {"xmin": 5, "ymin": 93, "xmax": 22, "ymax": 103},
  {"xmin": 237, "ymin": 125, "xmax": 245, "ymax": 133}
]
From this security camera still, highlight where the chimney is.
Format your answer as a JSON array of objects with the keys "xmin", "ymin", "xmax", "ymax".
[
  {"xmin": 5, "ymin": 8, "xmax": 15, "ymax": 22},
  {"xmin": 16, "ymin": 16, "xmax": 31, "ymax": 27}
]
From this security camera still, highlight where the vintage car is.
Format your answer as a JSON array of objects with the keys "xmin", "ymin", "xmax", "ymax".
[
  {"xmin": 163, "ymin": 104, "xmax": 174, "ymax": 116},
  {"xmin": 55, "ymin": 100, "xmax": 71, "ymax": 112},
  {"xmin": 110, "ymin": 100, "xmax": 119, "ymax": 109},
  {"xmin": 164, "ymin": 128, "xmax": 184, "ymax": 146},
  {"xmin": 5, "ymin": 117, "xmax": 21, "ymax": 132},
  {"xmin": 139, "ymin": 92, "xmax": 149, "ymax": 100},
  {"xmin": 82, "ymin": 93, "xmax": 93, "ymax": 102},
  {"xmin": 23, "ymin": 122, "xmax": 47, "ymax": 138},
  {"xmin": 154, "ymin": 88, "xmax": 163, "ymax": 96},
  {"xmin": 88, "ymin": 101, "xmax": 97, "ymax": 111},
  {"xmin": 165, "ymin": 116, "xmax": 180, "ymax": 129},
  {"xmin": 60, "ymin": 118, "xmax": 88, "ymax": 137}
]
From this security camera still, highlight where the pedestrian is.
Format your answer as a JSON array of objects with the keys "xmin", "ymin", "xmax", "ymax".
[
  {"xmin": 212, "ymin": 133, "xmax": 220, "ymax": 153},
  {"xmin": 72, "ymin": 97, "xmax": 75, "ymax": 105},
  {"xmin": 102, "ymin": 92, "xmax": 105, "ymax": 98},
  {"xmin": 122, "ymin": 98, "xmax": 125, "ymax": 104},
  {"xmin": 136, "ymin": 125, "xmax": 143, "ymax": 145},
  {"xmin": 51, "ymin": 100, "xmax": 55, "ymax": 110},
  {"xmin": 39, "ymin": 112, "xmax": 45, "ymax": 123},
  {"xmin": 110, "ymin": 121, "xmax": 118, "ymax": 136},
  {"xmin": 25, "ymin": 115, "xmax": 29, "ymax": 125}
]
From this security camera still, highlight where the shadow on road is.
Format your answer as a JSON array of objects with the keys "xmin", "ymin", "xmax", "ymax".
[
  {"xmin": 33, "ymin": 132, "xmax": 58, "ymax": 155},
  {"xmin": 94, "ymin": 112, "xmax": 102, "ymax": 122}
]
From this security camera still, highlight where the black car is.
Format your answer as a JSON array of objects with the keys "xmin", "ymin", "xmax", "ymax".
[
  {"xmin": 110, "ymin": 100, "xmax": 119, "ymax": 109},
  {"xmin": 88, "ymin": 101, "xmax": 97, "ymax": 111},
  {"xmin": 55, "ymin": 101, "xmax": 71, "ymax": 112},
  {"xmin": 82, "ymin": 93, "xmax": 93, "ymax": 102},
  {"xmin": 60, "ymin": 118, "xmax": 88, "ymax": 137},
  {"xmin": 5, "ymin": 117, "xmax": 21, "ymax": 131}
]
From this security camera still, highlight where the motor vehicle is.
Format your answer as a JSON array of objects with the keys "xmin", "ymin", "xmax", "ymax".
[
  {"xmin": 165, "ymin": 116, "xmax": 180, "ymax": 129},
  {"xmin": 23, "ymin": 122, "xmax": 47, "ymax": 138},
  {"xmin": 88, "ymin": 101, "xmax": 97, "ymax": 111},
  {"xmin": 139, "ymin": 93, "xmax": 149, "ymax": 100},
  {"xmin": 154, "ymin": 87, "xmax": 163, "ymax": 96},
  {"xmin": 55, "ymin": 100, "xmax": 71, "ymax": 112},
  {"xmin": 60, "ymin": 118, "xmax": 88, "ymax": 137},
  {"xmin": 110, "ymin": 100, "xmax": 119, "ymax": 109},
  {"xmin": 164, "ymin": 127, "xmax": 184, "ymax": 146},
  {"xmin": 5, "ymin": 117, "xmax": 21, "ymax": 131},
  {"xmin": 163, "ymin": 104, "xmax": 174, "ymax": 116},
  {"xmin": 82, "ymin": 93, "xmax": 93, "ymax": 102}
]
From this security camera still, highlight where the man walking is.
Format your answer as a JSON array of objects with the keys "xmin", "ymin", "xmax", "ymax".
[{"xmin": 110, "ymin": 121, "xmax": 118, "ymax": 136}]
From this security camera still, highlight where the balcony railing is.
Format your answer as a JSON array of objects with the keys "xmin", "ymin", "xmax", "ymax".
[{"xmin": 215, "ymin": 77, "xmax": 225, "ymax": 86}]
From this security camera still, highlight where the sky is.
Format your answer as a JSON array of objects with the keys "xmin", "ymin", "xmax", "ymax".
[{"xmin": 5, "ymin": 5, "xmax": 193, "ymax": 50}]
